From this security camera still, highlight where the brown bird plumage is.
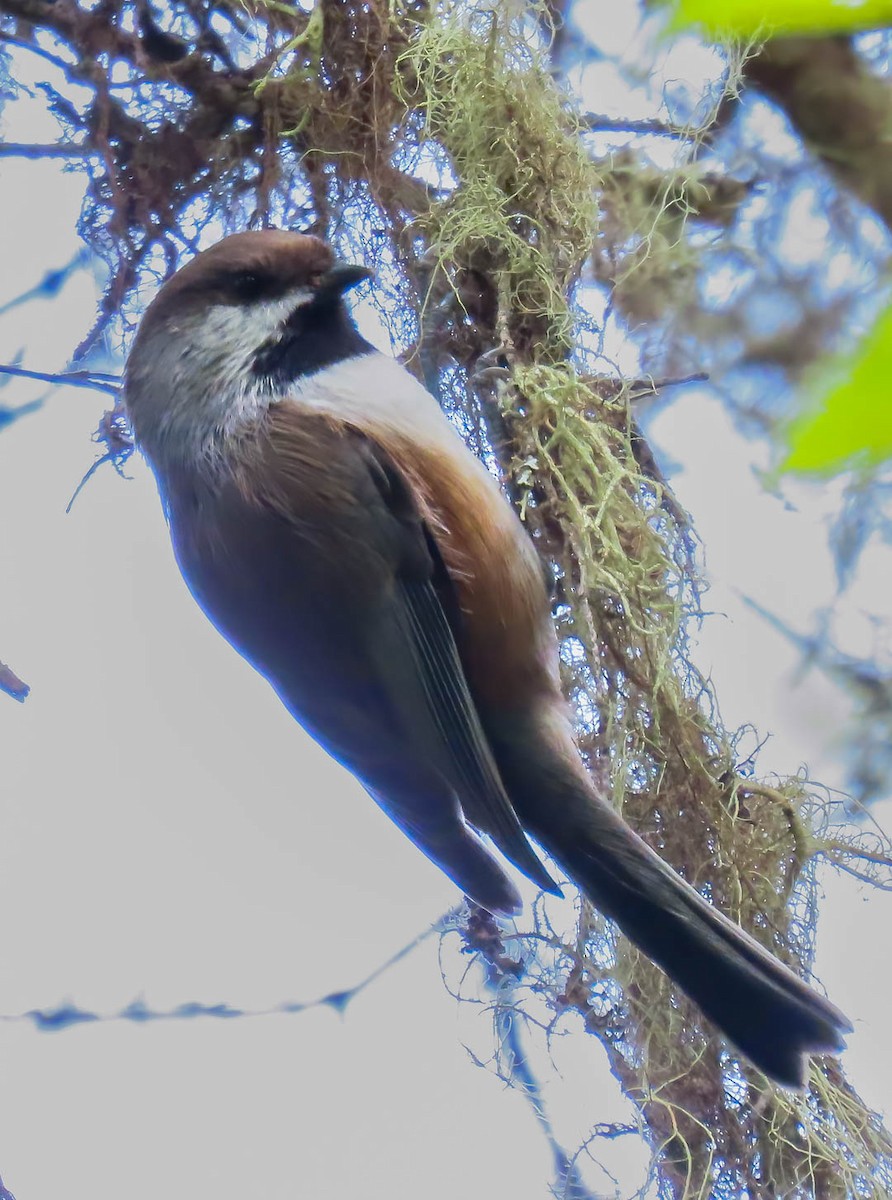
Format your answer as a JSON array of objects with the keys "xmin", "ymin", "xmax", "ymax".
[{"xmin": 124, "ymin": 229, "xmax": 851, "ymax": 1087}]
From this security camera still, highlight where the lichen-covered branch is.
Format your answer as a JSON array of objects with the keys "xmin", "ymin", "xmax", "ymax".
[{"xmin": 496, "ymin": 362, "xmax": 892, "ymax": 1197}]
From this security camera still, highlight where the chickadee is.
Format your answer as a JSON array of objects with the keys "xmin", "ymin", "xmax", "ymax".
[{"xmin": 124, "ymin": 230, "xmax": 850, "ymax": 1086}]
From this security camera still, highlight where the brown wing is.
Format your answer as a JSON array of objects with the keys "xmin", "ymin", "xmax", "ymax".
[{"xmin": 354, "ymin": 441, "xmax": 558, "ymax": 895}]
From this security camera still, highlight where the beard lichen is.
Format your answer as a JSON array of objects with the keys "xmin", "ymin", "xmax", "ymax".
[
  {"xmin": 483, "ymin": 356, "xmax": 892, "ymax": 1198},
  {"xmin": 394, "ymin": 0, "xmax": 599, "ymax": 360}
]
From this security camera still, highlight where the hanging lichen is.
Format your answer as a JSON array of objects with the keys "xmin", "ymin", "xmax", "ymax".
[
  {"xmin": 496, "ymin": 359, "xmax": 892, "ymax": 1197},
  {"xmin": 394, "ymin": 2, "xmax": 599, "ymax": 357}
]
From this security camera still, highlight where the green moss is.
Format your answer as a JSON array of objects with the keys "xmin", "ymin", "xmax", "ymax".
[{"xmin": 397, "ymin": 1, "xmax": 599, "ymax": 358}]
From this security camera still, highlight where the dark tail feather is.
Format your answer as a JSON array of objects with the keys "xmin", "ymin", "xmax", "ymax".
[{"xmin": 541, "ymin": 804, "xmax": 851, "ymax": 1086}]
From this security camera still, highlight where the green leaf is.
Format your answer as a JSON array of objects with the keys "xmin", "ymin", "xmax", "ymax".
[
  {"xmin": 670, "ymin": 0, "xmax": 892, "ymax": 38},
  {"xmin": 781, "ymin": 303, "xmax": 892, "ymax": 476}
]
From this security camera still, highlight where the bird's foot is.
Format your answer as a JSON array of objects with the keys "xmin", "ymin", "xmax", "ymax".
[{"xmin": 470, "ymin": 345, "xmax": 516, "ymax": 389}]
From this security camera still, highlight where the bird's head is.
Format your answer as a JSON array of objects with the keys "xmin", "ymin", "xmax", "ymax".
[{"xmin": 124, "ymin": 230, "xmax": 373, "ymax": 469}]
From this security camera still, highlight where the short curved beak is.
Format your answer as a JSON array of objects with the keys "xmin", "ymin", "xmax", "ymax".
[{"xmin": 316, "ymin": 263, "xmax": 374, "ymax": 298}]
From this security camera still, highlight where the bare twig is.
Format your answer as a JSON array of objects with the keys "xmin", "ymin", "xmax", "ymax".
[
  {"xmin": 0, "ymin": 398, "xmax": 43, "ymax": 429},
  {"xmin": 496, "ymin": 1003, "xmax": 607, "ymax": 1200},
  {"xmin": 461, "ymin": 906, "xmax": 606, "ymax": 1200},
  {"xmin": 0, "ymin": 363, "xmax": 120, "ymax": 396},
  {"xmin": 0, "ymin": 141, "xmax": 94, "ymax": 159},
  {"xmin": 583, "ymin": 114, "xmax": 695, "ymax": 140},
  {"xmin": 66, "ymin": 402, "xmax": 134, "ymax": 511},
  {"xmin": 65, "ymin": 448, "xmax": 126, "ymax": 513},
  {"xmin": 0, "ymin": 661, "xmax": 29, "ymax": 702},
  {"xmin": 5, "ymin": 907, "xmax": 460, "ymax": 1030},
  {"xmin": 0, "ymin": 251, "xmax": 89, "ymax": 317},
  {"xmin": 630, "ymin": 372, "xmax": 710, "ymax": 395}
]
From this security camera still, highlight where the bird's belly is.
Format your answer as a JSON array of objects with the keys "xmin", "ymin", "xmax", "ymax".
[{"xmin": 168, "ymin": 494, "xmax": 403, "ymax": 769}]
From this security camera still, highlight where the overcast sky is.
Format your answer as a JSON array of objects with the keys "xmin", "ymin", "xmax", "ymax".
[{"xmin": 1, "ymin": 19, "xmax": 891, "ymax": 1200}]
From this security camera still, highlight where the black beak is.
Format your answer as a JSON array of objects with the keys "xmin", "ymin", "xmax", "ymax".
[{"xmin": 316, "ymin": 263, "xmax": 373, "ymax": 299}]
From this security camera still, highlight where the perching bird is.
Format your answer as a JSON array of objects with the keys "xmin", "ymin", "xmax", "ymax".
[{"xmin": 124, "ymin": 230, "xmax": 850, "ymax": 1087}]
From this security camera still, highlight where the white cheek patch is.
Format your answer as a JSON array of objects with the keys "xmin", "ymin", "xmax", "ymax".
[
  {"xmin": 254, "ymin": 286, "xmax": 316, "ymax": 333},
  {"xmin": 191, "ymin": 288, "xmax": 315, "ymax": 429},
  {"xmin": 203, "ymin": 286, "xmax": 315, "ymax": 368}
]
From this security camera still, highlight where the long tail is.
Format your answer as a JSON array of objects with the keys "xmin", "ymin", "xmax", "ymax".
[
  {"xmin": 492, "ymin": 725, "xmax": 852, "ymax": 1087},
  {"xmin": 549, "ymin": 810, "xmax": 848, "ymax": 1086}
]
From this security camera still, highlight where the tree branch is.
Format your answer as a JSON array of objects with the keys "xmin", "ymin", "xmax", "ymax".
[
  {"xmin": 8, "ymin": 907, "xmax": 458, "ymax": 1029},
  {"xmin": 0, "ymin": 363, "xmax": 120, "ymax": 396},
  {"xmin": 583, "ymin": 113, "xmax": 695, "ymax": 139},
  {"xmin": 0, "ymin": 251, "xmax": 88, "ymax": 317},
  {"xmin": 0, "ymin": 660, "xmax": 29, "ymax": 702},
  {"xmin": 0, "ymin": 141, "xmax": 93, "ymax": 159},
  {"xmin": 745, "ymin": 36, "xmax": 892, "ymax": 232},
  {"xmin": 461, "ymin": 907, "xmax": 608, "ymax": 1200}
]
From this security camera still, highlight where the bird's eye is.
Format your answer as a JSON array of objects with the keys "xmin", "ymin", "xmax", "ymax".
[{"xmin": 232, "ymin": 271, "xmax": 270, "ymax": 302}]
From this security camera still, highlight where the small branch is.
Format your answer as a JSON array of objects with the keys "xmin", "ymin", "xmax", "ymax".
[
  {"xmin": 736, "ymin": 779, "xmax": 819, "ymax": 872},
  {"xmin": 745, "ymin": 36, "xmax": 892, "ymax": 234},
  {"xmin": 630, "ymin": 372, "xmax": 710, "ymax": 396},
  {"xmin": 461, "ymin": 907, "xmax": 606, "ymax": 1200},
  {"xmin": 736, "ymin": 781, "xmax": 799, "ymax": 805},
  {"xmin": 65, "ymin": 448, "xmax": 126, "ymax": 513},
  {"xmin": 0, "ymin": 141, "xmax": 93, "ymax": 159},
  {"xmin": 496, "ymin": 1004, "xmax": 607, "ymax": 1200},
  {"xmin": 0, "ymin": 398, "xmax": 43, "ymax": 430},
  {"xmin": 823, "ymin": 839, "xmax": 892, "ymax": 872},
  {"xmin": 0, "ymin": 661, "xmax": 29, "ymax": 702},
  {"xmin": 5, "ymin": 907, "xmax": 459, "ymax": 1030},
  {"xmin": 0, "ymin": 250, "xmax": 88, "ymax": 317},
  {"xmin": 576, "ymin": 371, "xmax": 709, "ymax": 404},
  {"xmin": 583, "ymin": 114, "xmax": 695, "ymax": 139},
  {"xmin": 73, "ymin": 243, "xmax": 142, "ymax": 361},
  {"xmin": 817, "ymin": 798, "xmax": 892, "ymax": 887},
  {"xmin": 0, "ymin": 363, "xmax": 120, "ymax": 396},
  {"xmin": 66, "ymin": 402, "xmax": 134, "ymax": 511}
]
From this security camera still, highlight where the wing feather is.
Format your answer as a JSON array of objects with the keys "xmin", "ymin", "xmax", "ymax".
[
  {"xmin": 396, "ymin": 574, "xmax": 558, "ymax": 893},
  {"xmin": 346, "ymin": 429, "xmax": 559, "ymax": 895}
]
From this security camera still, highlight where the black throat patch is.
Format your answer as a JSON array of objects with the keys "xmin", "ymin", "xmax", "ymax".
[{"xmin": 252, "ymin": 296, "xmax": 375, "ymax": 386}]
